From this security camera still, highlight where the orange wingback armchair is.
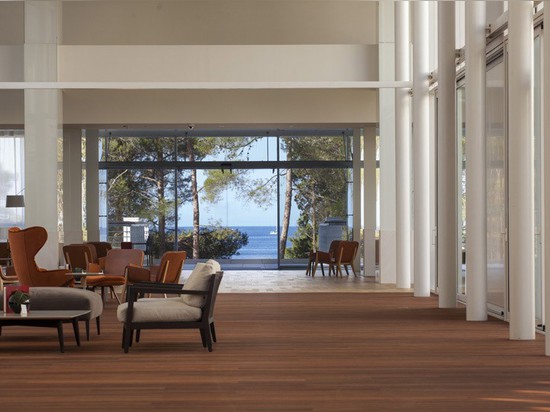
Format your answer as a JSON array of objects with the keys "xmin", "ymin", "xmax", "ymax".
[{"xmin": 8, "ymin": 226, "xmax": 73, "ymax": 287}]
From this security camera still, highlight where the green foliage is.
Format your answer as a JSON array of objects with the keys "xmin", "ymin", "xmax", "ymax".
[
  {"xmin": 178, "ymin": 227, "xmax": 249, "ymax": 259},
  {"xmin": 285, "ymin": 215, "xmax": 314, "ymax": 258}
]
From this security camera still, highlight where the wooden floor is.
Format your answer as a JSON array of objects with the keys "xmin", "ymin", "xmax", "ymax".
[{"xmin": 1, "ymin": 293, "xmax": 550, "ymax": 411}]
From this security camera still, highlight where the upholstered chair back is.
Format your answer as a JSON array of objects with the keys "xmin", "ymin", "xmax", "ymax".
[
  {"xmin": 63, "ymin": 244, "xmax": 95, "ymax": 271},
  {"xmin": 8, "ymin": 226, "xmax": 47, "ymax": 286},
  {"xmin": 105, "ymin": 249, "xmax": 144, "ymax": 275},
  {"xmin": 86, "ymin": 241, "xmax": 112, "ymax": 260},
  {"xmin": 156, "ymin": 251, "xmax": 187, "ymax": 283}
]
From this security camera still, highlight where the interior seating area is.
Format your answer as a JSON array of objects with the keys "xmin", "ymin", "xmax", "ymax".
[{"xmin": 3, "ymin": 1, "xmax": 550, "ymax": 410}]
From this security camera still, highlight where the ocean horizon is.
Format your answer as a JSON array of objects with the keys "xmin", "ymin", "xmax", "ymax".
[{"xmin": 178, "ymin": 225, "xmax": 298, "ymax": 259}]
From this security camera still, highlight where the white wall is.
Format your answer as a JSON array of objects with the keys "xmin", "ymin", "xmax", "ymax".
[
  {"xmin": 61, "ymin": 0, "xmax": 378, "ymax": 45},
  {"xmin": 62, "ymin": 89, "xmax": 378, "ymax": 126},
  {"xmin": 59, "ymin": 45, "xmax": 379, "ymax": 82}
]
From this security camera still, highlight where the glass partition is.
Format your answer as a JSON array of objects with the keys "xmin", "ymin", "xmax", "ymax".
[
  {"xmin": 0, "ymin": 131, "xmax": 25, "ymax": 233},
  {"xmin": 456, "ymin": 85, "xmax": 466, "ymax": 299},
  {"xmin": 99, "ymin": 131, "xmax": 353, "ymax": 267},
  {"xmin": 486, "ymin": 58, "xmax": 507, "ymax": 315}
]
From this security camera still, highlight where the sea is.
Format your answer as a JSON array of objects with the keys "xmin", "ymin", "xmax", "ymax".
[{"xmin": 226, "ymin": 226, "xmax": 298, "ymax": 259}]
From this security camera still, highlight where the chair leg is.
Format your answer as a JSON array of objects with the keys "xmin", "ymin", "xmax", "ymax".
[
  {"xmin": 123, "ymin": 326, "xmax": 132, "ymax": 353},
  {"xmin": 320, "ymin": 263, "xmax": 325, "ymax": 277},
  {"xmin": 351, "ymin": 263, "xmax": 357, "ymax": 277},
  {"xmin": 96, "ymin": 316, "xmax": 101, "ymax": 335},
  {"xmin": 199, "ymin": 328, "xmax": 207, "ymax": 348},
  {"xmin": 210, "ymin": 322, "xmax": 217, "ymax": 343},
  {"xmin": 136, "ymin": 329, "xmax": 141, "ymax": 343},
  {"xmin": 344, "ymin": 265, "xmax": 350, "ymax": 276},
  {"xmin": 101, "ymin": 287, "xmax": 105, "ymax": 302},
  {"xmin": 85, "ymin": 320, "xmax": 90, "ymax": 341},
  {"xmin": 312, "ymin": 261, "xmax": 318, "ymax": 278},
  {"xmin": 204, "ymin": 325, "xmax": 213, "ymax": 352},
  {"xmin": 110, "ymin": 286, "xmax": 122, "ymax": 304}
]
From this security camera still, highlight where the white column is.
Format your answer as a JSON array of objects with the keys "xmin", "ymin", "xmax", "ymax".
[
  {"xmin": 24, "ymin": 1, "xmax": 61, "ymax": 268},
  {"xmin": 363, "ymin": 126, "xmax": 377, "ymax": 277},
  {"xmin": 437, "ymin": 2, "xmax": 457, "ymax": 308},
  {"xmin": 86, "ymin": 129, "xmax": 100, "ymax": 242},
  {"xmin": 412, "ymin": 2, "xmax": 430, "ymax": 297},
  {"xmin": 395, "ymin": 1, "xmax": 412, "ymax": 289},
  {"xmin": 63, "ymin": 128, "xmax": 83, "ymax": 245},
  {"xmin": 353, "ymin": 128, "xmax": 362, "ymax": 271},
  {"xmin": 508, "ymin": 1, "xmax": 535, "ymax": 340},
  {"xmin": 379, "ymin": 1, "xmax": 397, "ymax": 284},
  {"xmin": 465, "ymin": 2, "xmax": 487, "ymax": 321},
  {"xmin": 544, "ymin": 0, "xmax": 550, "ymax": 355}
]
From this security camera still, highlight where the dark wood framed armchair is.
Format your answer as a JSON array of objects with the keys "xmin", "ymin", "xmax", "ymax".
[{"xmin": 117, "ymin": 263, "xmax": 223, "ymax": 353}]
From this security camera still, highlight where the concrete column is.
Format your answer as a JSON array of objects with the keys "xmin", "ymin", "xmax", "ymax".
[
  {"xmin": 86, "ymin": 130, "xmax": 100, "ymax": 242},
  {"xmin": 353, "ymin": 128, "xmax": 362, "ymax": 271},
  {"xmin": 63, "ymin": 128, "xmax": 83, "ymax": 245},
  {"xmin": 437, "ymin": 2, "xmax": 457, "ymax": 308},
  {"xmin": 465, "ymin": 1, "xmax": 487, "ymax": 321},
  {"xmin": 395, "ymin": 1, "xmax": 412, "ymax": 289},
  {"xmin": 412, "ymin": 2, "xmax": 431, "ymax": 297},
  {"xmin": 508, "ymin": 0, "xmax": 535, "ymax": 340},
  {"xmin": 544, "ymin": 0, "xmax": 550, "ymax": 355},
  {"xmin": 24, "ymin": 1, "xmax": 61, "ymax": 268},
  {"xmin": 363, "ymin": 126, "xmax": 377, "ymax": 277},
  {"xmin": 379, "ymin": 1, "xmax": 397, "ymax": 284}
]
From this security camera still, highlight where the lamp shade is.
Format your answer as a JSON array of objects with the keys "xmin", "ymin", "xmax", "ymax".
[{"xmin": 6, "ymin": 195, "xmax": 25, "ymax": 208}]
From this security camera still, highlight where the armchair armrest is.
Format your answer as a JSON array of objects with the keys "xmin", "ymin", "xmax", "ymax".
[
  {"xmin": 316, "ymin": 251, "xmax": 333, "ymax": 261},
  {"xmin": 126, "ymin": 266, "xmax": 151, "ymax": 283},
  {"xmin": 126, "ymin": 283, "xmax": 206, "ymax": 301},
  {"xmin": 34, "ymin": 269, "xmax": 74, "ymax": 287}
]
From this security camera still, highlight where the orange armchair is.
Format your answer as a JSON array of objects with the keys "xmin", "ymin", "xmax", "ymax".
[
  {"xmin": 8, "ymin": 226, "xmax": 73, "ymax": 287},
  {"xmin": 63, "ymin": 244, "xmax": 95, "ymax": 271},
  {"xmin": 124, "ymin": 251, "xmax": 186, "ymax": 298},
  {"xmin": 86, "ymin": 249, "xmax": 144, "ymax": 303}
]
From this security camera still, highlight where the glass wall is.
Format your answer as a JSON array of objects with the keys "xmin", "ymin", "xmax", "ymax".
[
  {"xmin": 486, "ymin": 56, "xmax": 507, "ymax": 315},
  {"xmin": 534, "ymin": 33, "xmax": 543, "ymax": 327},
  {"xmin": 98, "ymin": 131, "xmax": 354, "ymax": 267},
  {"xmin": 0, "ymin": 131, "xmax": 25, "ymax": 237},
  {"xmin": 456, "ymin": 85, "xmax": 466, "ymax": 300}
]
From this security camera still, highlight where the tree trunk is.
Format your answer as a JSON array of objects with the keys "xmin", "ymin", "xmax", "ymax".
[
  {"xmin": 157, "ymin": 168, "xmax": 166, "ymax": 256},
  {"xmin": 188, "ymin": 140, "xmax": 200, "ymax": 259},
  {"xmin": 311, "ymin": 192, "xmax": 317, "ymax": 251},
  {"xmin": 279, "ymin": 168, "xmax": 292, "ymax": 259}
]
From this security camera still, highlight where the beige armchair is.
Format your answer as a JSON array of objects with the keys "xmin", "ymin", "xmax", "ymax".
[{"xmin": 117, "ymin": 261, "xmax": 223, "ymax": 353}]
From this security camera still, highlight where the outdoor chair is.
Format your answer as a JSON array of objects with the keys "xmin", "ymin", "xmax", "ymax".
[
  {"xmin": 332, "ymin": 240, "xmax": 359, "ymax": 277},
  {"xmin": 307, "ymin": 240, "xmax": 342, "ymax": 277},
  {"xmin": 117, "ymin": 262, "xmax": 223, "ymax": 353},
  {"xmin": 8, "ymin": 226, "xmax": 73, "ymax": 287},
  {"xmin": 87, "ymin": 249, "xmax": 144, "ymax": 304}
]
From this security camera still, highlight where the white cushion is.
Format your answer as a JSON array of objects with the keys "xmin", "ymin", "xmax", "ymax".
[
  {"xmin": 182, "ymin": 262, "xmax": 215, "ymax": 308},
  {"xmin": 117, "ymin": 300, "xmax": 201, "ymax": 323},
  {"xmin": 205, "ymin": 259, "xmax": 221, "ymax": 273}
]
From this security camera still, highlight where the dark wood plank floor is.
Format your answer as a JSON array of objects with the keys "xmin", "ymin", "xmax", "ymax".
[{"xmin": 1, "ymin": 293, "xmax": 549, "ymax": 411}]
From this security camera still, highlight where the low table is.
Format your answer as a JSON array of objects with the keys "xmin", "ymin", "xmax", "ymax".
[{"xmin": 0, "ymin": 310, "xmax": 90, "ymax": 352}]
